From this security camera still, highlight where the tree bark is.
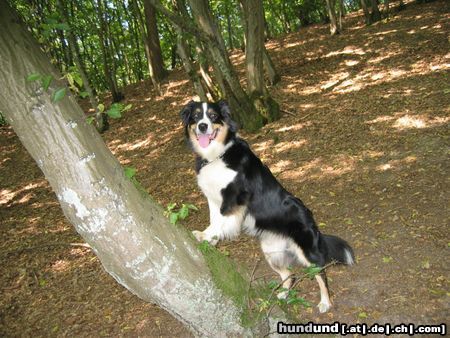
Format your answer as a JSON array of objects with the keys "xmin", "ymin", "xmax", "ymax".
[
  {"xmin": 370, "ymin": 0, "xmax": 382, "ymax": 22},
  {"xmin": 0, "ymin": 3, "xmax": 255, "ymax": 335},
  {"xmin": 360, "ymin": 0, "xmax": 372, "ymax": 25},
  {"xmin": 325, "ymin": 0, "xmax": 340, "ymax": 35},
  {"xmin": 143, "ymin": 0, "xmax": 167, "ymax": 85},
  {"xmin": 240, "ymin": 0, "xmax": 280, "ymax": 122}
]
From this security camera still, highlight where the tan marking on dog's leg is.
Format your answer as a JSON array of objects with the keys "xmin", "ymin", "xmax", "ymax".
[
  {"xmin": 315, "ymin": 272, "xmax": 332, "ymax": 313},
  {"xmin": 275, "ymin": 267, "xmax": 295, "ymax": 299}
]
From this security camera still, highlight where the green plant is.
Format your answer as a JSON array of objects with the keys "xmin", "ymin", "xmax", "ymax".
[
  {"xmin": 164, "ymin": 202, "xmax": 198, "ymax": 225},
  {"xmin": 26, "ymin": 72, "xmax": 66, "ymax": 103},
  {"xmin": 0, "ymin": 111, "xmax": 7, "ymax": 126}
]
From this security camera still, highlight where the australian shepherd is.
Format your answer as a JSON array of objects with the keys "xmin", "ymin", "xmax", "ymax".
[{"xmin": 180, "ymin": 100, "xmax": 355, "ymax": 313}]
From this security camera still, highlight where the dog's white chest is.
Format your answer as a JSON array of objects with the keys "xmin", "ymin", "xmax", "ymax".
[{"xmin": 197, "ymin": 159, "xmax": 237, "ymax": 203}]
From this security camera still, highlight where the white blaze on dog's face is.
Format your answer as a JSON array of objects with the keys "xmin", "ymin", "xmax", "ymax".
[{"xmin": 180, "ymin": 100, "xmax": 237, "ymax": 161}]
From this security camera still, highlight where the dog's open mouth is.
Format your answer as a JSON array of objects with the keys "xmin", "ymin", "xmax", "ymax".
[{"xmin": 197, "ymin": 129, "xmax": 218, "ymax": 148}]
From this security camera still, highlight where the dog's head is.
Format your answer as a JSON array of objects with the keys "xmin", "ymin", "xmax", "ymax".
[{"xmin": 180, "ymin": 100, "xmax": 237, "ymax": 160}]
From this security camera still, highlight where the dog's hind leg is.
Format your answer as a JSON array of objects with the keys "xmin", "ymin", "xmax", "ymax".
[
  {"xmin": 260, "ymin": 235, "xmax": 296, "ymax": 299},
  {"xmin": 315, "ymin": 271, "xmax": 331, "ymax": 313},
  {"xmin": 291, "ymin": 245, "xmax": 332, "ymax": 313}
]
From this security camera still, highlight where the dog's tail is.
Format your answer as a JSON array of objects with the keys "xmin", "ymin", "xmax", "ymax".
[{"xmin": 322, "ymin": 234, "xmax": 355, "ymax": 265}]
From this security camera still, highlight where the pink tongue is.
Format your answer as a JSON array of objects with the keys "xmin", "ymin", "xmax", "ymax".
[{"xmin": 198, "ymin": 134, "xmax": 211, "ymax": 148}]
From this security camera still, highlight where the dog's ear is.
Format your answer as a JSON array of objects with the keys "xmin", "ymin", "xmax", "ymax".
[
  {"xmin": 180, "ymin": 100, "xmax": 195, "ymax": 126},
  {"xmin": 217, "ymin": 100, "xmax": 238, "ymax": 133}
]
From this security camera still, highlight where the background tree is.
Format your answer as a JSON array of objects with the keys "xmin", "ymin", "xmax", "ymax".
[
  {"xmin": 57, "ymin": 0, "xmax": 108, "ymax": 133},
  {"xmin": 94, "ymin": 0, "xmax": 124, "ymax": 102},
  {"xmin": 240, "ymin": 0, "xmax": 280, "ymax": 121},
  {"xmin": 9, "ymin": 0, "xmax": 371, "ymax": 131},
  {"xmin": 325, "ymin": 0, "xmax": 340, "ymax": 35}
]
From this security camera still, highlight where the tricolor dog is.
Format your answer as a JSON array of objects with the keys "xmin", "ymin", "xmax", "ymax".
[{"xmin": 180, "ymin": 100, "xmax": 354, "ymax": 313}]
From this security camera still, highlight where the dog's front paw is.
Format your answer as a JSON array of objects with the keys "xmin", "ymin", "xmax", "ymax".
[
  {"xmin": 192, "ymin": 230, "xmax": 205, "ymax": 242},
  {"xmin": 317, "ymin": 300, "xmax": 331, "ymax": 313},
  {"xmin": 192, "ymin": 230, "xmax": 219, "ymax": 246}
]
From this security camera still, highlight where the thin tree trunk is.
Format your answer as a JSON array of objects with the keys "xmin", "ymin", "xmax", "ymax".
[
  {"xmin": 360, "ymin": 0, "xmax": 372, "ymax": 25},
  {"xmin": 143, "ymin": 0, "xmax": 167, "ymax": 84},
  {"xmin": 196, "ymin": 45, "xmax": 221, "ymax": 100},
  {"xmin": 370, "ymin": 0, "xmax": 382, "ymax": 22},
  {"xmin": 57, "ymin": 0, "xmax": 108, "ymax": 133},
  {"xmin": 225, "ymin": 3, "xmax": 234, "ymax": 49},
  {"xmin": 263, "ymin": 49, "xmax": 280, "ymax": 86},
  {"xmin": 0, "ymin": 3, "xmax": 260, "ymax": 335},
  {"xmin": 94, "ymin": 0, "xmax": 124, "ymax": 102},
  {"xmin": 337, "ymin": 0, "xmax": 345, "ymax": 30},
  {"xmin": 240, "ymin": 0, "xmax": 280, "ymax": 122},
  {"xmin": 132, "ymin": 0, "xmax": 162, "ymax": 94},
  {"xmin": 172, "ymin": 0, "xmax": 208, "ymax": 101},
  {"xmin": 325, "ymin": 0, "xmax": 340, "ymax": 35}
]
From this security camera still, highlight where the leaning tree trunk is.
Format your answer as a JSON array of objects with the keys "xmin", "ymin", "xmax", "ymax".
[
  {"xmin": 186, "ymin": 0, "xmax": 267, "ymax": 131},
  {"xmin": 0, "ymin": 3, "xmax": 264, "ymax": 335},
  {"xmin": 325, "ymin": 0, "xmax": 340, "ymax": 35},
  {"xmin": 148, "ymin": 0, "xmax": 277, "ymax": 131},
  {"xmin": 172, "ymin": 0, "xmax": 208, "ymax": 101},
  {"xmin": 240, "ymin": 0, "xmax": 280, "ymax": 122}
]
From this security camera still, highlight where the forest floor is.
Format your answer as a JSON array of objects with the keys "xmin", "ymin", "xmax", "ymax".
[{"xmin": 1, "ymin": 1, "xmax": 449, "ymax": 336}]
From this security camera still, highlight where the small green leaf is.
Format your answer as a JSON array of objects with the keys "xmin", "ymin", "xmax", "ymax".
[
  {"xmin": 41, "ymin": 75, "xmax": 53, "ymax": 91},
  {"xmin": 73, "ymin": 73, "xmax": 83, "ymax": 87},
  {"xmin": 179, "ymin": 205, "xmax": 189, "ymax": 220},
  {"xmin": 39, "ymin": 279, "xmax": 47, "ymax": 287},
  {"xmin": 169, "ymin": 213, "xmax": 179, "ymax": 225},
  {"xmin": 79, "ymin": 91, "xmax": 89, "ymax": 98},
  {"xmin": 86, "ymin": 116, "xmax": 95, "ymax": 124},
  {"xmin": 318, "ymin": 222, "xmax": 327, "ymax": 228},
  {"xmin": 186, "ymin": 204, "xmax": 198, "ymax": 211},
  {"xmin": 267, "ymin": 280, "xmax": 278, "ymax": 289},
  {"xmin": 107, "ymin": 108, "xmax": 121, "ymax": 119},
  {"xmin": 124, "ymin": 166, "xmax": 136, "ymax": 179},
  {"xmin": 287, "ymin": 296, "xmax": 310, "ymax": 307},
  {"xmin": 27, "ymin": 73, "xmax": 42, "ymax": 82},
  {"xmin": 123, "ymin": 104, "xmax": 132, "ymax": 111},
  {"xmin": 382, "ymin": 256, "xmax": 393, "ymax": 263},
  {"xmin": 358, "ymin": 311, "xmax": 368, "ymax": 319},
  {"xmin": 67, "ymin": 73, "xmax": 74, "ymax": 87},
  {"xmin": 304, "ymin": 264, "xmax": 322, "ymax": 279},
  {"xmin": 52, "ymin": 87, "xmax": 66, "ymax": 102},
  {"xmin": 97, "ymin": 103, "xmax": 105, "ymax": 113}
]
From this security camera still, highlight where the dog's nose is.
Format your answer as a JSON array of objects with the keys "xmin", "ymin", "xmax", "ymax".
[{"xmin": 198, "ymin": 123, "xmax": 208, "ymax": 133}]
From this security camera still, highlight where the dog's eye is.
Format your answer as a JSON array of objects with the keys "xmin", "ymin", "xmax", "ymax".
[{"xmin": 209, "ymin": 113, "xmax": 218, "ymax": 120}]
